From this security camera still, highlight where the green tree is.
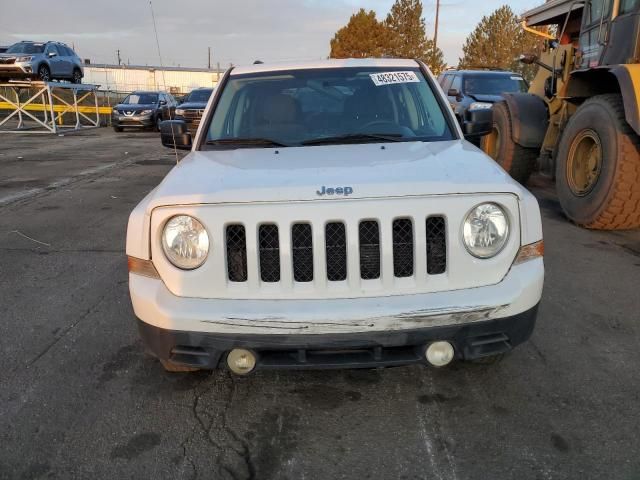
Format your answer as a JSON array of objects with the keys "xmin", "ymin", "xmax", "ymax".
[
  {"xmin": 459, "ymin": 5, "xmax": 545, "ymax": 80},
  {"xmin": 385, "ymin": 0, "xmax": 446, "ymax": 74},
  {"xmin": 330, "ymin": 9, "xmax": 392, "ymax": 59}
]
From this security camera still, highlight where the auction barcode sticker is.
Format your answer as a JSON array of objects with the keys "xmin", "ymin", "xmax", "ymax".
[{"xmin": 370, "ymin": 71, "xmax": 420, "ymax": 86}]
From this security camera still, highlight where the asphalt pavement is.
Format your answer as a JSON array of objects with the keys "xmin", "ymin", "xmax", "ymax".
[{"xmin": 1, "ymin": 129, "xmax": 639, "ymax": 480}]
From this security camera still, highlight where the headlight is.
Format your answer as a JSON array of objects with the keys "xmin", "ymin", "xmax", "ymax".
[
  {"xmin": 469, "ymin": 102, "xmax": 492, "ymax": 110},
  {"xmin": 462, "ymin": 203, "xmax": 509, "ymax": 258},
  {"xmin": 140, "ymin": 109, "xmax": 153, "ymax": 115},
  {"xmin": 175, "ymin": 108, "xmax": 185, "ymax": 115},
  {"xmin": 112, "ymin": 108, "xmax": 118, "ymax": 114},
  {"xmin": 162, "ymin": 215, "xmax": 209, "ymax": 269},
  {"xmin": 16, "ymin": 55, "xmax": 33, "ymax": 62}
]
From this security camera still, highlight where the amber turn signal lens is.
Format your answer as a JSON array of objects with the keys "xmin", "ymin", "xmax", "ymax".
[
  {"xmin": 513, "ymin": 240, "xmax": 544, "ymax": 265},
  {"xmin": 127, "ymin": 256, "xmax": 160, "ymax": 279}
]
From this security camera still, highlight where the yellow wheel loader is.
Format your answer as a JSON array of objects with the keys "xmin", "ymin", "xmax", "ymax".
[{"xmin": 482, "ymin": 0, "xmax": 640, "ymax": 229}]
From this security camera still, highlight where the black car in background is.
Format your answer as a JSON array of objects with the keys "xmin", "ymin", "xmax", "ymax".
[
  {"xmin": 175, "ymin": 87, "xmax": 214, "ymax": 132},
  {"xmin": 112, "ymin": 91, "xmax": 177, "ymax": 132},
  {"xmin": 437, "ymin": 70, "xmax": 527, "ymax": 143}
]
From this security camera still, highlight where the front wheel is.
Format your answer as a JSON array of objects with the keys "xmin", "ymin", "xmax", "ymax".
[
  {"xmin": 555, "ymin": 94, "xmax": 640, "ymax": 229},
  {"xmin": 71, "ymin": 69, "xmax": 82, "ymax": 84}
]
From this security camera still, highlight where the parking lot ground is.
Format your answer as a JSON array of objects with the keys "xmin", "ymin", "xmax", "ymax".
[{"xmin": 1, "ymin": 129, "xmax": 639, "ymax": 480}]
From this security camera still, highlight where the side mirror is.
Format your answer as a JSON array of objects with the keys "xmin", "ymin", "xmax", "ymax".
[
  {"xmin": 159, "ymin": 99, "xmax": 167, "ymax": 105},
  {"xmin": 160, "ymin": 120, "xmax": 192, "ymax": 150},
  {"xmin": 463, "ymin": 107, "xmax": 493, "ymax": 137},
  {"xmin": 48, "ymin": 52, "xmax": 57, "ymax": 58},
  {"xmin": 447, "ymin": 88, "xmax": 461, "ymax": 98}
]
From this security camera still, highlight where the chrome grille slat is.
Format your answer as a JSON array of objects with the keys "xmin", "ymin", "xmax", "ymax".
[
  {"xmin": 258, "ymin": 224, "xmax": 280, "ymax": 282},
  {"xmin": 426, "ymin": 217, "xmax": 447, "ymax": 274},
  {"xmin": 359, "ymin": 220, "xmax": 380, "ymax": 279},
  {"xmin": 325, "ymin": 222, "xmax": 347, "ymax": 281},
  {"xmin": 226, "ymin": 225, "xmax": 248, "ymax": 282},
  {"xmin": 392, "ymin": 218, "xmax": 414, "ymax": 277},
  {"xmin": 292, "ymin": 223, "xmax": 313, "ymax": 282}
]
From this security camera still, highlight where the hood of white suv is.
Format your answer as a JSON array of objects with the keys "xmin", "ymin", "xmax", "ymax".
[{"xmin": 146, "ymin": 140, "xmax": 524, "ymax": 208}]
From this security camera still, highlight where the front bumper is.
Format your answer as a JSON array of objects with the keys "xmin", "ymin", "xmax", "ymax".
[
  {"xmin": 131, "ymin": 258, "xmax": 543, "ymax": 370},
  {"xmin": 139, "ymin": 305, "xmax": 538, "ymax": 369},
  {"xmin": 0, "ymin": 63, "xmax": 32, "ymax": 77},
  {"xmin": 112, "ymin": 114, "xmax": 154, "ymax": 128}
]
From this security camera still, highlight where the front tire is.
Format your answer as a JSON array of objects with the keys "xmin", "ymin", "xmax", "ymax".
[
  {"xmin": 71, "ymin": 69, "xmax": 82, "ymax": 84},
  {"xmin": 156, "ymin": 115, "xmax": 163, "ymax": 132},
  {"xmin": 113, "ymin": 126, "xmax": 123, "ymax": 132},
  {"xmin": 481, "ymin": 101, "xmax": 538, "ymax": 185},
  {"xmin": 38, "ymin": 64, "xmax": 51, "ymax": 82},
  {"xmin": 555, "ymin": 94, "xmax": 640, "ymax": 229}
]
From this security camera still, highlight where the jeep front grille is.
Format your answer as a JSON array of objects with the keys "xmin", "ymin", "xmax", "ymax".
[{"xmin": 225, "ymin": 216, "xmax": 447, "ymax": 285}]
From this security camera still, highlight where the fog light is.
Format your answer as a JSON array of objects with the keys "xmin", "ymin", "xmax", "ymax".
[
  {"xmin": 425, "ymin": 341, "xmax": 454, "ymax": 367},
  {"xmin": 226, "ymin": 349, "xmax": 256, "ymax": 375}
]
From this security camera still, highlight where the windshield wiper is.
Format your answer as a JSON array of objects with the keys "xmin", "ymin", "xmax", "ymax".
[
  {"xmin": 302, "ymin": 133, "xmax": 405, "ymax": 146},
  {"xmin": 206, "ymin": 137, "xmax": 290, "ymax": 148}
]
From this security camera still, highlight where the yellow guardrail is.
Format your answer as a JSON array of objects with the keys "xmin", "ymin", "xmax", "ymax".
[{"xmin": 0, "ymin": 101, "xmax": 112, "ymax": 115}]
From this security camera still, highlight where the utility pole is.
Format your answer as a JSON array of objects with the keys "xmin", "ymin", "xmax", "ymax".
[
  {"xmin": 434, "ymin": 0, "xmax": 440, "ymax": 51},
  {"xmin": 208, "ymin": 47, "xmax": 211, "ymax": 69},
  {"xmin": 117, "ymin": 49, "xmax": 121, "ymax": 66}
]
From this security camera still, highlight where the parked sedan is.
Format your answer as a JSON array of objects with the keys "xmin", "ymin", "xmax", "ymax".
[
  {"xmin": 0, "ymin": 41, "xmax": 84, "ymax": 83},
  {"xmin": 112, "ymin": 91, "xmax": 177, "ymax": 132},
  {"xmin": 175, "ymin": 87, "xmax": 214, "ymax": 132}
]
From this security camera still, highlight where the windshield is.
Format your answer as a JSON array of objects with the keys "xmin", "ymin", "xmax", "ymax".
[
  {"xmin": 122, "ymin": 93, "xmax": 159, "ymax": 105},
  {"xmin": 463, "ymin": 75, "xmax": 527, "ymax": 95},
  {"xmin": 7, "ymin": 43, "xmax": 45, "ymax": 54},
  {"xmin": 205, "ymin": 67, "xmax": 454, "ymax": 148},
  {"xmin": 185, "ymin": 89, "xmax": 213, "ymax": 103}
]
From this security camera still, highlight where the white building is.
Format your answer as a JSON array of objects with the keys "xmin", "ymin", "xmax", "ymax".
[{"xmin": 83, "ymin": 64, "xmax": 223, "ymax": 94}]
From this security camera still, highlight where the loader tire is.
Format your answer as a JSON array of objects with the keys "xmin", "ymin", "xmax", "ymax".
[
  {"xmin": 481, "ymin": 101, "xmax": 538, "ymax": 185},
  {"xmin": 555, "ymin": 94, "xmax": 640, "ymax": 230}
]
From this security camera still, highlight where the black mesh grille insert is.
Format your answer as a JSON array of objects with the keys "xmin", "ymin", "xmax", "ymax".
[
  {"xmin": 426, "ymin": 216, "xmax": 447, "ymax": 274},
  {"xmin": 359, "ymin": 221, "xmax": 380, "ymax": 279},
  {"xmin": 259, "ymin": 224, "xmax": 280, "ymax": 282},
  {"xmin": 325, "ymin": 222, "xmax": 347, "ymax": 281},
  {"xmin": 226, "ymin": 225, "xmax": 247, "ymax": 282},
  {"xmin": 393, "ymin": 218, "xmax": 414, "ymax": 277},
  {"xmin": 292, "ymin": 223, "xmax": 313, "ymax": 282}
]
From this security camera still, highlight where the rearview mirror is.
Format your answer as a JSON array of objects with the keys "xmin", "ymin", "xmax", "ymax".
[
  {"xmin": 463, "ymin": 107, "xmax": 493, "ymax": 137},
  {"xmin": 160, "ymin": 120, "xmax": 192, "ymax": 150}
]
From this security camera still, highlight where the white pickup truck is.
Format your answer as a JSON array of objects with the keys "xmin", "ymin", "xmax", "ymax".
[{"xmin": 126, "ymin": 59, "xmax": 544, "ymax": 374}]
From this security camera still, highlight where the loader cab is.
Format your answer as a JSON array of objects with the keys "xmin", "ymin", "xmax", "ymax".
[{"xmin": 599, "ymin": 0, "xmax": 640, "ymax": 66}]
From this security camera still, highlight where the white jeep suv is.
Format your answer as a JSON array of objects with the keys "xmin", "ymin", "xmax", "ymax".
[{"xmin": 126, "ymin": 59, "xmax": 544, "ymax": 374}]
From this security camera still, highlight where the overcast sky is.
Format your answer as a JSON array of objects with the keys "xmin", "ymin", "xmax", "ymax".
[{"xmin": 2, "ymin": 0, "xmax": 538, "ymax": 68}]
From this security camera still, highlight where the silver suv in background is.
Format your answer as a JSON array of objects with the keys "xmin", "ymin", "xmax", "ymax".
[{"xmin": 0, "ymin": 41, "xmax": 84, "ymax": 83}]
